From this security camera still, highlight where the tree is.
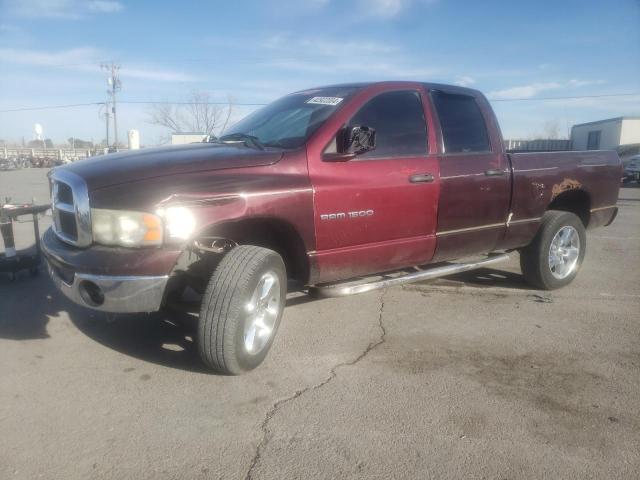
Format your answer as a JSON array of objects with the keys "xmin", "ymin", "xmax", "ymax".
[
  {"xmin": 542, "ymin": 120, "xmax": 561, "ymax": 140},
  {"xmin": 68, "ymin": 138, "xmax": 94, "ymax": 148},
  {"xmin": 147, "ymin": 91, "xmax": 234, "ymax": 141},
  {"xmin": 27, "ymin": 139, "xmax": 53, "ymax": 148}
]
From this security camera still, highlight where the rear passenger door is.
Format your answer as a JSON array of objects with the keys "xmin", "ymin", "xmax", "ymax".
[{"xmin": 430, "ymin": 90, "xmax": 510, "ymax": 262}]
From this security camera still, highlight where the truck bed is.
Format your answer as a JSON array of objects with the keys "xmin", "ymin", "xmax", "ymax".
[{"xmin": 500, "ymin": 150, "xmax": 621, "ymax": 249}]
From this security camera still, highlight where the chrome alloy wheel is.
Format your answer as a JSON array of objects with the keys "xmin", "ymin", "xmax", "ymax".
[
  {"xmin": 243, "ymin": 271, "xmax": 281, "ymax": 355},
  {"xmin": 548, "ymin": 226, "xmax": 580, "ymax": 280}
]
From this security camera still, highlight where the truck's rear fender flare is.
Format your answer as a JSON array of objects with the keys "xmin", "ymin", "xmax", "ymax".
[
  {"xmin": 192, "ymin": 217, "xmax": 310, "ymax": 285},
  {"xmin": 546, "ymin": 188, "xmax": 591, "ymax": 228}
]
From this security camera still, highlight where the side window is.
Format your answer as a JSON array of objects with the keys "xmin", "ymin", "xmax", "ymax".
[
  {"xmin": 431, "ymin": 91, "xmax": 490, "ymax": 153},
  {"xmin": 347, "ymin": 90, "xmax": 428, "ymax": 158},
  {"xmin": 587, "ymin": 130, "xmax": 601, "ymax": 150}
]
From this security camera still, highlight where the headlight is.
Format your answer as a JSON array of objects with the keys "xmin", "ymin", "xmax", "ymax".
[
  {"xmin": 156, "ymin": 206, "xmax": 196, "ymax": 241},
  {"xmin": 91, "ymin": 208, "xmax": 163, "ymax": 247}
]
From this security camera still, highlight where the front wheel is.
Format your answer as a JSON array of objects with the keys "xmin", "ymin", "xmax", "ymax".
[
  {"xmin": 198, "ymin": 245, "xmax": 287, "ymax": 375},
  {"xmin": 519, "ymin": 210, "xmax": 586, "ymax": 290}
]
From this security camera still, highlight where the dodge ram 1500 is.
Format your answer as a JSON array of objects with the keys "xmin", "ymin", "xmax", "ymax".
[{"xmin": 43, "ymin": 81, "xmax": 622, "ymax": 374}]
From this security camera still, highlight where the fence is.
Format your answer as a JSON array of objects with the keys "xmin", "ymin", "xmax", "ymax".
[
  {"xmin": 2, "ymin": 147, "xmax": 97, "ymax": 161},
  {"xmin": 504, "ymin": 139, "xmax": 573, "ymax": 152}
]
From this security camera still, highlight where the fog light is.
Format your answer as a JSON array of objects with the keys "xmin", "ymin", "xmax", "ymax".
[{"xmin": 78, "ymin": 280, "xmax": 105, "ymax": 306}]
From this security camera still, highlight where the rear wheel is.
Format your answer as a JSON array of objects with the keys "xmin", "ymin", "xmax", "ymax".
[
  {"xmin": 519, "ymin": 210, "xmax": 586, "ymax": 290},
  {"xmin": 198, "ymin": 245, "xmax": 287, "ymax": 375}
]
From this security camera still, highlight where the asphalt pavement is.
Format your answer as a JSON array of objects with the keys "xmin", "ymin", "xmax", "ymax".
[{"xmin": 1, "ymin": 168, "xmax": 639, "ymax": 479}]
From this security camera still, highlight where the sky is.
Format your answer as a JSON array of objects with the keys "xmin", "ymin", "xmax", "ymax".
[{"xmin": 0, "ymin": 0, "xmax": 639, "ymax": 146}]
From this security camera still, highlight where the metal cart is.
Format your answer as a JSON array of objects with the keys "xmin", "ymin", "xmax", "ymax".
[{"xmin": 1, "ymin": 199, "xmax": 51, "ymax": 280}]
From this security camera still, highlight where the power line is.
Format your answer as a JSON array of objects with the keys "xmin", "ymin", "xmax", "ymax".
[
  {"xmin": 118, "ymin": 101, "xmax": 269, "ymax": 106},
  {"xmin": 0, "ymin": 101, "xmax": 266, "ymax": 113},
  {"xmin": 1, "ymin": 92, "xmax": 638, "ymax": 113},
  {"xmin": 0, "ymin": 102, "xmax": 105, "ymax": 113}
]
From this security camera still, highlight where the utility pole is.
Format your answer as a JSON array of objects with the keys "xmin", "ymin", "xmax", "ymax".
[
  {"xmin": 101, "ymin": 63, "xmax": 121, "ymax": 150},
  {"xmin": 102, "ymin": 104, "xmax": 110, "ymax": 150},
  {"xmin": 98, "ymin": 102, "xmax": 110, "ymax": 151}
]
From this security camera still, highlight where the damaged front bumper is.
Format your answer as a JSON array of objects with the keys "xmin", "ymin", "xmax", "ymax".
[
  {"xmin": 46, "ymin": 261, "xmax": 168, "ymax": 313},
  {"xmin": 42, "ymin": 227, "xmax": 172, "ymax": 313}
]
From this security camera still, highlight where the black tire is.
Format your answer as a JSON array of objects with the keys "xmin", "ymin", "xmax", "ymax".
[
  {"xmin": 519, "ymin": 210, "xmax": 586, "ymax": 290},
  {"xmin": 198, "ymin": 245, "xmax": 287, "ymax": 375}
]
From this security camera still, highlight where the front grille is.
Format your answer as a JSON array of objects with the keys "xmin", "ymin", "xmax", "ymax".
[
  {"xmin": 58, "ymin": 210, "xmax": 78, "ymax": 239},
  {"xmin": 57, "ymin": 182, "xmax": 74, "ymax": 204},
  {"xmin": 50, "ymin": 170, "xmax": 92, "ymax": 247}
]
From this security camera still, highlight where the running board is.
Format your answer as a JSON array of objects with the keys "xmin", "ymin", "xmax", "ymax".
[{"xmin": 309, "ymin": 253, "xmax": 510, "ymax": 298}]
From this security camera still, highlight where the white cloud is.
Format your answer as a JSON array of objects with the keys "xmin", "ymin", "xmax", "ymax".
[
  {"xmin": 0, "ymin": 47, "xmax": 199, "ymax": 82},
  {"xmin": 87, "ymin": 1, "xmax": 123, "ymax": 13},
  {"xmin": 260, "ymin": 33, "xmax": 435, "ymax": 77},
  {"xmin": 264, "ymin": 34, "xmax": 398, "ymax": 55},
  {"xmin": 366, "ymin": 0, "xmax": 405, "ymax": 18},
  {"xmin": 267, "ymin": 58, "xmax": 439, "ymax": 78},
  {"xmin": 489, "ymin": 82, "xmax": 563, "ymax": 100},
  {"xmin": 568, "ymin": 78, "xmax": 606, "ymax": 87},
  {"xmin": 0, "ymin": 46, "xmax": 102, "ymax": 66},
  {"xmin": 4, "ymin": 0, "xmax": 123, "ymax": 19},
  {"xmin": 298, "ymin": 38, "xmax": 399, "ymax": 55},
  {"xmin": 489, "ymin": 79, "xmax": 608, "ymax": 100},
  {"xmin": 454, "ymin": 75, "xmax": 475, "ymax": 87},
  {"xmin": 121, "ymin": 66, "xmax": 198, "ymax": 83},
  {"xmin": 356, "ymin": 0, "xmax": 439, "ymax": 18}
]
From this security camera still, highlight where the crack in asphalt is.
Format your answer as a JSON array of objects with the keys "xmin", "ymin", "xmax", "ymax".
[{"xmin": 244, "ymin": 289, "xmax": 387, "ymax": 480}]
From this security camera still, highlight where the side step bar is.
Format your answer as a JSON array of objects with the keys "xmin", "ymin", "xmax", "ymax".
[{"xmin": 309, "ymin": 253, "xmax": 510, "ymax": 298}]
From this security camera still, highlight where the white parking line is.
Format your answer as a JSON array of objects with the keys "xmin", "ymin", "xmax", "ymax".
[
  {"xmin": 600, "ymin": 292, "xmax": 640, "ymax": 298},
  {"xmin": 590, "ymin": 236, "xmax": 640, "ymax": 240}
]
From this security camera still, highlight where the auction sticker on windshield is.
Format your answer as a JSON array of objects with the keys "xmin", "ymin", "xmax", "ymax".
[{"xmin": 306, "ymin": 97, "xmax": 343, "ymax": 106}]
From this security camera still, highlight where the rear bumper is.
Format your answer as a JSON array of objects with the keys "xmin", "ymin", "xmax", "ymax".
[{"xmin": 46, "ymin": 261, "xmax": 168, "ymax": 313}]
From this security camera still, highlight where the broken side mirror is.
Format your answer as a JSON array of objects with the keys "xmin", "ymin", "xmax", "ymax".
[{"xmin": 324, "ymin": 125, "xmax": 376, "ymax": 162}]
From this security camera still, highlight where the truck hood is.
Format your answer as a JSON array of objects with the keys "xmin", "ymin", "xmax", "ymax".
[{"xmin": 63, "ymin": 143, "xmax": 283, "ymax": 191}]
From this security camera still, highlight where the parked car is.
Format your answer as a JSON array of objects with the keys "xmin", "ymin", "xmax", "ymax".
[
  {"xmin": 623, "ymin": 155, "xmax": 640, "ymax": 183},
  {"xmin": 43, "ymin": 81, "xmax": 622, "ymax": 374}
]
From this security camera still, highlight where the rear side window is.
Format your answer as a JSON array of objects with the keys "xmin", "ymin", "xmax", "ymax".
[
  {"xmin": 431, "ymin": 91, "xmax": 490, "ymax": 153},
  {"xmin": 348, "ymin": 90, "xmax": 427, "ymax": 158}
]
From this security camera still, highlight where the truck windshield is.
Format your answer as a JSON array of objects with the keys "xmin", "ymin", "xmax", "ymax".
[{"xmin": 221, "ymin": 86, "xmax": 361, "ymax": 149}]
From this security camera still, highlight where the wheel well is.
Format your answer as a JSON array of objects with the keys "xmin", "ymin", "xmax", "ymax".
[
  {"xmin": 547, "ymin": 189, "xmax": 591, "ymax": 227},
  {"xmin": 201, "ymin": 218, "xmax": 310, "ymax": 284}
]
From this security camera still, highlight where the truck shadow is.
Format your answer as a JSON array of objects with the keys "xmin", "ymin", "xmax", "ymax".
[
  {"xmin": 1, "ymin": 265, "xmax": 530, "ymax": 373},
  {"xmin": 0, "ymin": 270, "xmax": 59, "ymax": 340},
  {"xmin": 70, "ymin": 293, "xmax": 331, "ymax": 374},
  {"xmin": 70, "ymin": 308, "xmax": 212, "ymax": 374},
  {"xmin": 428, "ymin": 267, "xmax": 532, "ymax": 290}
]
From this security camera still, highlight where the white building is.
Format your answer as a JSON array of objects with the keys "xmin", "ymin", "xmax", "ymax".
[
  {"xmin": 571, "ymin": 116, "xmax": 640, "ymax": 150},
  {"xmin": 171, "ymin": 132, "xmax": 207, "ymax": 145}
]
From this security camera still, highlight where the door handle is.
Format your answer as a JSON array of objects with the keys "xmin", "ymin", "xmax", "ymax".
[
  {"xmin": 484, "ymin": 169, "xmax": 506, "ymax": 177},
  {"xmin": 409, "ymin": 173, "xmax": 434, "ymax": 183}
]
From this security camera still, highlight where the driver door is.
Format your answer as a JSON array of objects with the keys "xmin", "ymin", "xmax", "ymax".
[{"xmin": 308, "ymin": 88, "xmax": 440, "ymax": 283}]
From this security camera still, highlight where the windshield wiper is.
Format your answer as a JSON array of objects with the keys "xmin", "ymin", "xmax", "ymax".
[{"xmin": 218, "ymin": 133, "xmax": 264, "ymax": 151}]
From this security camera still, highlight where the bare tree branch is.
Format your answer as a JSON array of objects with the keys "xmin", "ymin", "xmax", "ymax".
[
  {"xmin": 146, "ymin": 91, "xmax": 233, "ymax": 139},
  {"xmin": 220, "ymin": 95, "xmax": 235, "ymax": 134}
]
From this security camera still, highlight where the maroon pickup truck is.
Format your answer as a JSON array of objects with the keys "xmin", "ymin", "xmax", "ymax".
[{"xmin": 43, "ymin": 81, "xmax": 621, "ymax": 374}]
